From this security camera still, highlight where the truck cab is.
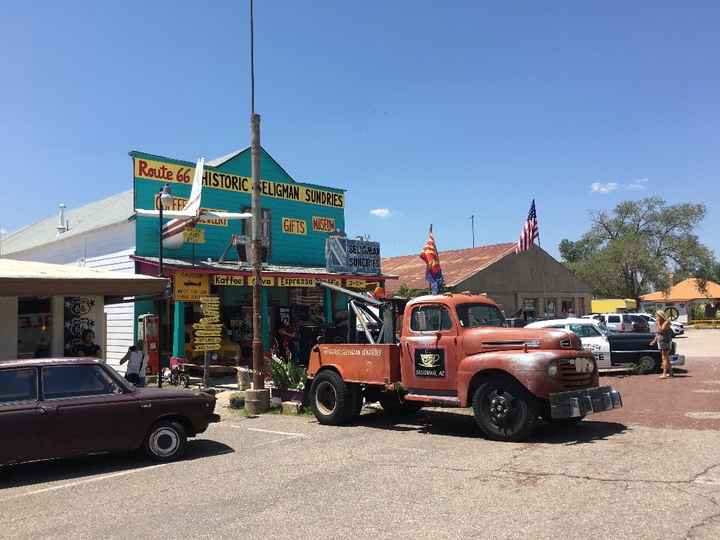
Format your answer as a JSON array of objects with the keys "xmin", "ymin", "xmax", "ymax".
[{"xmin": 307, "ymin": 290, "xmax": 622, "ymax": 442}]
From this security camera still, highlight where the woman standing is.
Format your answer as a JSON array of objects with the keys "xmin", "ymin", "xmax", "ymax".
[{"xmin": 650, "ymin": 310, "xmax": 674, "ymax": 378}]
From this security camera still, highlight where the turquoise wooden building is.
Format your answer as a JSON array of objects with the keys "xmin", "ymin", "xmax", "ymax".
[{"xmin": 130, "ymin": 147, "xmax": 386, "ymax": 367}]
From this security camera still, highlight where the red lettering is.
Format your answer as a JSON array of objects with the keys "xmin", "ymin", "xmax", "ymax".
[{"xmin": 138, "ymin": 159, "xmax": 148, "ymax": 177}]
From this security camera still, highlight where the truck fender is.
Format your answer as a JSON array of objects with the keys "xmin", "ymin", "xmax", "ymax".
[{"xmin": 457, "ymin": 351, "xmax": 556, "ymax": 407}]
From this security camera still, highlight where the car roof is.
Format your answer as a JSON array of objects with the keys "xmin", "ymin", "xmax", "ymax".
[
  {"xmin": 0, "ymin": 358, "xmax": 102, "ymax": 369},
  {"xmin": 526, "ymin": 318, "xmax": 600, "ymax": 328}
]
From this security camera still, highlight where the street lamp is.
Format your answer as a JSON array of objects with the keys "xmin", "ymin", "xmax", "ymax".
[{"xmin": 158, "ymin": 183, "xmax": 172, "ymax": 387}]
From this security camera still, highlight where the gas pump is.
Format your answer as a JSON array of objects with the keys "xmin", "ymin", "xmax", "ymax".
[{"xmin": 138, "ymin": 314, "xmax": 160, "ymax": 375}]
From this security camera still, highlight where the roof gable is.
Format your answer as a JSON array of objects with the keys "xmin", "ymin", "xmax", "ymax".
[
  {"xmin": 382, "ymin": 243, "xmax": 517, "ymax": 292},
  {"xmin": 641, "ymin": 278, "xmax": 720, "ymax": 302},
  {"xmin": 1, "ymin": 191, "xmax": 134, "ymax": 255}
]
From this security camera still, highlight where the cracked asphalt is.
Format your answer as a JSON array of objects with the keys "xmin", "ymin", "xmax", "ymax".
[{"xmin": 2, "ymin": 331, "xmax": 719, "ymax": 539}]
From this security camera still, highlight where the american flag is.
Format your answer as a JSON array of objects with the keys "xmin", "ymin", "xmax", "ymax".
[
  {"xmin": 516, "ymin": 200, "xmax": 539, "ymax": 253},
  {"xmin": 419, "ymin": 225, "xmax": 444, "ymax": 294}
]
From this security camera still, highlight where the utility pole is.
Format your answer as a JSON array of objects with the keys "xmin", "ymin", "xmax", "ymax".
[
  {"xmin": 469, "ymin": 215, "xmax": 475, "ymax": 248},
  {"xmin": 245, "ymin": 0, "xmax": 270, "ymax": 414}
]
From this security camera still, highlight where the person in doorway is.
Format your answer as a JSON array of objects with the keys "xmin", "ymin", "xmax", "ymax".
[
  {"xmin": 120, "ymin": 340, "xmax": 147, "ymax": 386},
  {"xmin": 75, "ymin": 330, "xmax": 101, "ymax": 358},
  {"xmin": 650, "ymin": 310, "xmax": 674, "ymax": 378},
  {"xmin": 308, "ymin": 305, "xmax": 325, "ymax": 326},
  {"xmin": 277, "ymin": 320, "xmax": 297, "ymax": 362}
]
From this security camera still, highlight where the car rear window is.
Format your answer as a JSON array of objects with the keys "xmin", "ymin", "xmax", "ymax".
[
  {"xmin": 42, "ymin": 365, "xmax": 119, "ymax": 399},
  {"xmin": 608, "ymin": 315, "xmax": 621, "ymax": 323},
  {"xmin": 0, "ymin": 368, "xmax": 37, "ymax": 404},
  {"xmin": 411, "ymin": 305, "xmax": 453, "ymax": 332}
]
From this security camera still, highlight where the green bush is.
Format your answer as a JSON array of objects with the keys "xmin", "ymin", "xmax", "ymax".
[{"xmin": 271, "ymin": 359, "xmax": 307, "ymax": 390}]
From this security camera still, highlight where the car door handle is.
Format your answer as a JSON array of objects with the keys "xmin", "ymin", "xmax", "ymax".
[
  {"xmin": 140, "ymin": 403, "xmax": 152, "ymax": 409},
  {"xmin": 38, "ymin": 406, "xmax": 49, "ymax": 415}
]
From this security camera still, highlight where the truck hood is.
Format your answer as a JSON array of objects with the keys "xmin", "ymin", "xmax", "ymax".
[{"xmin": 462, "ymin": 326, "xmax": 581, "ymax": 356}]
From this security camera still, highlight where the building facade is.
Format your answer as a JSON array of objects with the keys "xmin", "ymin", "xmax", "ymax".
[
  {"xmin": 2, "ymin": 146, "xmax": 387, "ymax": 369},
  {"xmin": 382, "ymin": 243, "xmax": 592, "ymax": 318}
]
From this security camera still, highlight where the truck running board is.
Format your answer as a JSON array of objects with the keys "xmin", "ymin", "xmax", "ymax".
[{"xmin": 404, "ymin": 394, "xmax": 461, "ymax": 407}]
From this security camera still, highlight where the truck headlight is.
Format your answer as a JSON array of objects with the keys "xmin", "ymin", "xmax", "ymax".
[{"xmin": 547, "ymin": 361, "xmax": 559, "ymax": 378}]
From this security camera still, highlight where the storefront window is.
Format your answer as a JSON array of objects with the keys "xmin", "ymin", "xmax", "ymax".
[{"xmin": 561, "ymin": 298, "xmax": 575, "ymax": 314}]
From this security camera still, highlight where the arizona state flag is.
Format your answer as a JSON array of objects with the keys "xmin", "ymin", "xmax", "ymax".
[{"xmin": 420, "ymin": 225, "xmax": 444, "ymax": 294}]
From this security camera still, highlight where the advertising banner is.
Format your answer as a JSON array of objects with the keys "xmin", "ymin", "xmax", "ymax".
[
  {"xmin": 325, "ymin": 236, "xmax": 381, "ymax": 275},
  {"xmin": 174, "ymin": 273, "xmax": 209, "ymax": 302}
]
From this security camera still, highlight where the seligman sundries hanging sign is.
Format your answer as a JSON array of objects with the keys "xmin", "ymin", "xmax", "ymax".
[{"xmin": 134, "ymin": 157, "xmax": 344, "ymax": 208}]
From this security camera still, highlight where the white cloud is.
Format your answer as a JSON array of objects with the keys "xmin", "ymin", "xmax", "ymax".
[
  {"xmin": 369, "ymin": 208, "xmax": 392, "ymax": 218},
  {"xmin": 626, "ymin": 178, "xmax": 649, "ymax": 190},
  {"xmin": 591, "ymin": 178, "xmax": 648, "ymax": 194},
  {"xmin": 591, "ymin": 182, "xmax": 619, "ymax": 194}
]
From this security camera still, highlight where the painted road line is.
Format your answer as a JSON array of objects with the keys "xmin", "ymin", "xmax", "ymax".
[
  {"xmin": 0, "ymin": 463, "xmax": 169, "ymax": 503},
  {"xmin": 246, "ymin": 427, "xmax": 308, "ymax": 438},
  {"xmin": 685, "ymin": 412, "xmax": 720, "ymax": 420}
]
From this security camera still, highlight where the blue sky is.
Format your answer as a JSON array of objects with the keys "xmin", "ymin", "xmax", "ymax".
[{"xmin": 1, "ymin": 1, "xmax": 717, "ymax": 259}]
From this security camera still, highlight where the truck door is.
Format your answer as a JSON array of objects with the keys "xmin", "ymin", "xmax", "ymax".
[{"xmin": 402, "ymin": 303, "xmax": 459, "ymax": 395}]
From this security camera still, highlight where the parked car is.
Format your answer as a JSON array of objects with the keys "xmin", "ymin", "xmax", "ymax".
[
  {"xmin": 634, "ymin": 313, "xmax": 685, "ymax": 336},
  {"xmin": 606, "ymin": 332, "xmax": 686, "ymax": 373},
  {"xmin": 595, "ymin": 313, "xmax": 648, "ymax": 333},
  {"xmin": 0, "ymin": 358, "xmax": 220, "ymax": 467},
  {"xmin": 525, "ymin": 318, "xmax": 611, "ymax": 369}
]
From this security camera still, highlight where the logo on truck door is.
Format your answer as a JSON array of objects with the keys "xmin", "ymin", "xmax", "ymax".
[{"xmin": 414, "ymin": 348, "xmax": 446, "ymax": 378}]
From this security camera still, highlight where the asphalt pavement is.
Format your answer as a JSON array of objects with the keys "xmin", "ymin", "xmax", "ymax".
[{"xmin": 2, "ymin": 332, "xmax": 720, "ymax": 540}]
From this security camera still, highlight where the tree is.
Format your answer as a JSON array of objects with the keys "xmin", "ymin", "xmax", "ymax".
[{"xmin": 559, "ymin": 197, "xmax": 715, "ymax": 300}]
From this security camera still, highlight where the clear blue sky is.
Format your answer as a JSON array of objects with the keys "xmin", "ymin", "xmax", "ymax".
[{"xmin": 1, "ymin": 1, "xmax": 717, "ymax": 259}]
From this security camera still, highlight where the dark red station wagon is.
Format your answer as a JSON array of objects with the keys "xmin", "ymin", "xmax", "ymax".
[{"xmin": 0, "ymin": 358, "xmax": 220, "ymax": 466}]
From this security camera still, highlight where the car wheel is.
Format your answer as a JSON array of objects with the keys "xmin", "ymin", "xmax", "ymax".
[
  {"xmin": 310, "ymin": 370, "xmax": 350, "ymax": 425},
  {"xmin": 144, "ymin": 420, "xmax": 187, "ymax": 462},
  {"xmin": 472, "ymin": 377, "xmax": 539, "ymax": 442},
  {"xmin": 637, "ymin": 355, "xmax": 657, "ymax": 374}
]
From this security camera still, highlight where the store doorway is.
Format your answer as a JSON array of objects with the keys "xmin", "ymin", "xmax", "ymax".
[{"xmin": 17, "ymin": 297, "xmax": 52, "ymax": 359}]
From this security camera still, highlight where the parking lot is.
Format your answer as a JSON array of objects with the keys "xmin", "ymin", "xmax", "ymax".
[{"xmin": 2, "ymin": 331, "xmax": 719, "ymax": 540}]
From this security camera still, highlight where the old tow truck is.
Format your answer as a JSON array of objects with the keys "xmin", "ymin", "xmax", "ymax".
[{"xmin": 307, "ymin": 283, "xmax": 622, "ymax": 442}]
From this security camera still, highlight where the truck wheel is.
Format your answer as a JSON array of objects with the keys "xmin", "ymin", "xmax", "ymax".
[
  {"xmin": 379, "ymin": 393, "xmax": 423, "ymax": 415},
  {"xmin": 144, "ymin": 420, "xmax": 187, "ymax": 462},
  {"xmin": 637, "ymin": 355, "xmax": 657, "ymax": 374},
  {"xmin": 311, "ymin": 371, "xmax": 350, "ymax": 425},
  {"xmin": 472, "ymin": 378, "xmax": 539, "ymax": 442}
]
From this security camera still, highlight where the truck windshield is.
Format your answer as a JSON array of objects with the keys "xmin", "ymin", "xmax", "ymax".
[{"xmin": 456, "ymin": 304, "xmax": 505, "ymax": 328}]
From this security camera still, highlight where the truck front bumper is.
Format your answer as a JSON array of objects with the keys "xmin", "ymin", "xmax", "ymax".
[{"xmin": 549, "ymin": 386, "xmax": 623, "ymax": 419}]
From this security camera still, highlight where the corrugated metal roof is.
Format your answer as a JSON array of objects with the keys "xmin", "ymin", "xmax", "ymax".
[
  {"xmin": 1, "ymin": 191, "xmax": 134, "ymax": 256},
  {"xmin": 382, "ymin": 243, "xmax": 518, "ymax": 292},
  {"xmin": 640, "ymin": 278, "xmax": 720, "ymax": 302}
]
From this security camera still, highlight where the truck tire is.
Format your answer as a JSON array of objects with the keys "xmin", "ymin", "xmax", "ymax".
[
  {"xmin": 472, "ymin": 377, "xmax": 539, "ymax": 442},
  {"xmin": 311, "ymin": 370, "xmax": 351, "ymax": 425},
  {"xmin": 637, "ymin": 355, "xmax": 657, "ymax": 374},
  {"xmin": 144, "ymin": 420, "xmax": 187, "ymax": 462},
  {"xmin": 379, "ymin": 393, "xmax": 423, "ymax": 415}
]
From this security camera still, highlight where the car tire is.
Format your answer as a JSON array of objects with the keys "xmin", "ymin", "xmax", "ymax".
[
  {"xmin": 378, "ymin": 393, "xmax": 423, "ymax": 415},
  {"xmin": 310, "ymin": 370, "xmax": 350, "ymax": 425},
  {"xmin": 637, "ymin": 355, "xmax": 657, "ymax": 374},
  {"xmin": 472, "ymin": 377, "xmax": 539, "ymax": 442},
  {"xmin": 144, "ymin": 420, "xmax": 187, "ymax": 462}
]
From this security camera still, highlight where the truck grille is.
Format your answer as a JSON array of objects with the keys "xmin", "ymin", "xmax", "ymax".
[{"xmin": 558, "ymin": 361, "xmax": 594, "ymax": 389}]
